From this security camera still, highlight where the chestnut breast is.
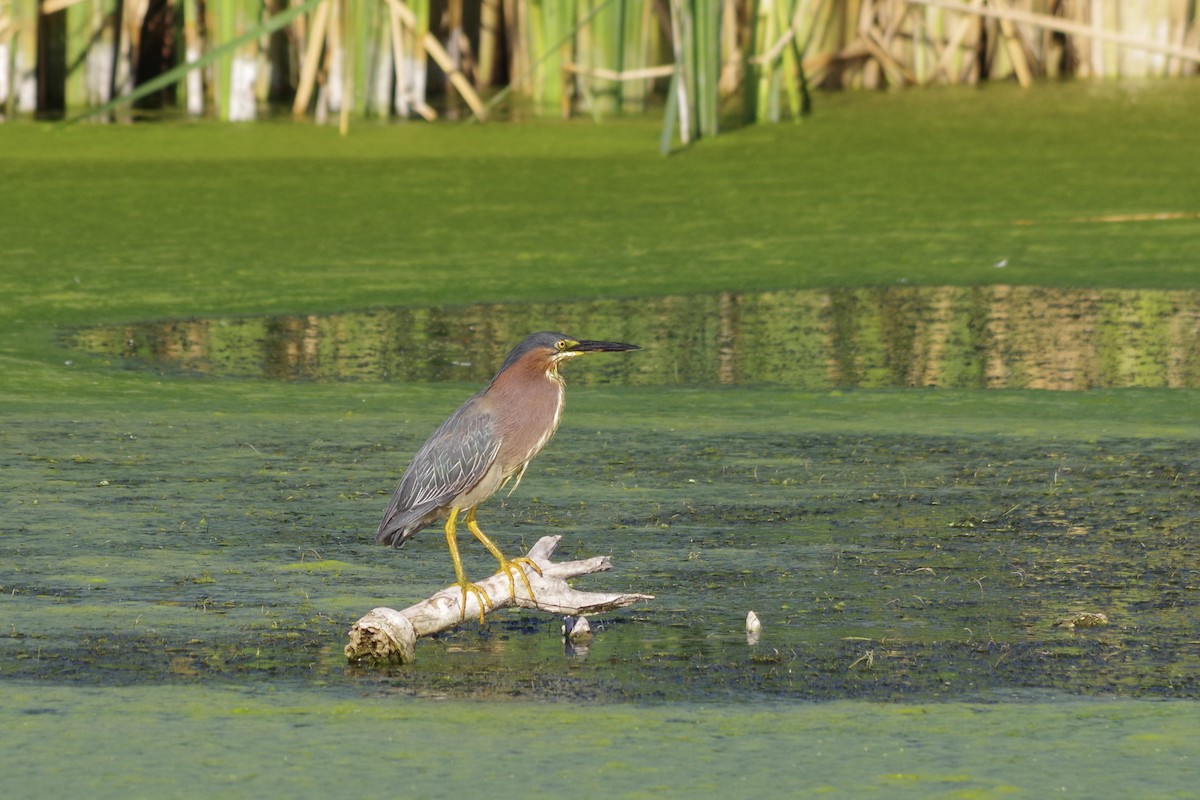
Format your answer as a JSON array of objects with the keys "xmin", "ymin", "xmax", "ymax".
[{"xmin": 482, "ymin": 356, "xmax": 566, "ymax": 478}]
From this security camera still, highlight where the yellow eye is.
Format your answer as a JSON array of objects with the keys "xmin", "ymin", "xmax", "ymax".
[{"xmin": 555, "ymin": 339, "xmax": 568, "ymax": 351}]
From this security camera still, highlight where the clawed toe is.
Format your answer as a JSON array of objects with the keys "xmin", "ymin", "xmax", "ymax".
[
  {"xmin": 455, "ymin": 580, "xmax": 494, "ymax": 624},
  {"xmin": 496, "ymin": 557, "xmax": 539, "ymax": 601}
]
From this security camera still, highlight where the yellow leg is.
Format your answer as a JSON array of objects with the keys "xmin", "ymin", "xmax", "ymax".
[
  {"xmin": 444, "ymin": 508, "xmax": 492, "ymax": 624},
  {"xmin": 465, "ymin": 507, "xmax": 542, "ymax": 602}
]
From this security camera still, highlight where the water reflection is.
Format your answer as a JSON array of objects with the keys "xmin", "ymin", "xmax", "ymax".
[{"xmin": 73, "ymin": 286, "xmax": 1200, "ymax": 389}]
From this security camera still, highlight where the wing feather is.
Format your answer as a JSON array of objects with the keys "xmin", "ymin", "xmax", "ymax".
[{"xmin": 375, "ymin": 396, "xmax": 502, "ymax": 546}]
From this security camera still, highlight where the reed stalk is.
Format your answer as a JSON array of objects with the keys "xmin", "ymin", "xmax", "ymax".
[
  {"xmin": 404, "ymin": 0, "xmax": 430, "ymax": 115},
  {"xmin": 212, "ymin": 0, "xmax": 232, "ymax": 119},
  {"xmin": 528, "ymin": 0, "xmax": 574, "ymax": 111},
  {"xmin": 664, "ymin": 0, "xmax": 719, "ymax": 140},
  {"xmin": 7, "ymin": 0, "xmax": 39, "ymax": 113},
  {"xmin": 477, "ymin": 0, "xmax": 499, "ymax": 86},
  {"xmin": 182, "ymin": 0, "xmax": 203, "ymax": 114},
  {"xmin": 578, "ymin": 0, "xmax": 608, "ymax": 113},
  {"xmin": 745, "ymin": 0, "xmax": 814, "ymax": 122},
  {"xmin": 616, "ymin": 0, "xmax": 648, "ymax": 110},
  {"xmin": 292, "ymin": 0, "xmax": 327, "ymax": 115},
  {"xmin": 207, "ymin": 0, "xmax": 265, "ymax": 120},
  {"xmin": 339, "ymin": 0, "xmax": 352, "ymax": 133},
  {"xmin": 369, "ymin": 1, "xmax": 399, "ymax": 119},
  {"xmin": 323, "ymin": 0, "xmax": 342, "ymax": 118},
  {"xmin": 693, "ymin": 0, "xmax": 719, "ymax": 134}
]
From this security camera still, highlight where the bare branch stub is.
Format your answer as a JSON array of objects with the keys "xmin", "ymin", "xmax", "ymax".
[{"xmin": 345, "ymin": 535, "xmax": 653, "ymax": 665}]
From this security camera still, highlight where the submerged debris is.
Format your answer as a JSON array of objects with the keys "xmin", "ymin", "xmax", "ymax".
[
  {"xmin": 1055, "ymin": 612, "xmax": 1110, "ymax": 630},
  {"xmin": 562, "ymin": 615, "xmax": 593, "ymax": 643},
  {"xmin": 746, "ymin": 611, "xmax": 762, "ymax": 646},
  {"xmin": 562, "ymin": 615, "xmax": 594, "ymax": 659}
]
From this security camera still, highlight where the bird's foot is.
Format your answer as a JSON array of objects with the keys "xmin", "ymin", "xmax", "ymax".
[
  {"xmin": 454, "ymin": 579, "xmax": 494, "ymax": 625},
  {"xmin": 495, "ymin": 557, "xmax": 542, "ymax": 602}
]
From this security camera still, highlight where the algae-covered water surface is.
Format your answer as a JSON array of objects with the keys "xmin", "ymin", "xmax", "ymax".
[
  {"xmin": 5, "ymin": 407, "xmax": 1198, "ymax": 700},
  {"xmin": 3, "ymin": 84, "xmax": 1200, "ymax": 797}
]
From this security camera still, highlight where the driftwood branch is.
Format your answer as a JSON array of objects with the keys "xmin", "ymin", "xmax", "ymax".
[{"xmin": 345, "ymin": 535, "xmax": 653, "ymax": 665}]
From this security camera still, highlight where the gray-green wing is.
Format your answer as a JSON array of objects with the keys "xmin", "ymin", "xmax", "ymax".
[{"xmin": 375, "ymin": 396, "xmax": 502, "ymax": 546}]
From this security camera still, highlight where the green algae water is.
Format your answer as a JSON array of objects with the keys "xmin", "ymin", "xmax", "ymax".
[
  {"xmin": 5, "ymin": 412, "xmax": 1198, "ymax": 700},
  {"xmin": 3, "ymin": 685, "xmax": 1197, "ymax": 799},
  {"xmin": 3, "ymin": 82, "xmax": 1200, "ymax": 797}
]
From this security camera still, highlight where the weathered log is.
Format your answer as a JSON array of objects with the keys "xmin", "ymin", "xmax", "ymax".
[{"xmin": 345, "ymin": 535, "xmax": 653, "ymax": 665}]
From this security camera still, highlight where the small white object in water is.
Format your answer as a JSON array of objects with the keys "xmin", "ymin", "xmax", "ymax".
[
  {"xmin": 746, "ymin": 611, "xmax": 762, "ymax": 645},
  {"xmin": 561, "ymin": 615, "xmax": 593, "ymax": 642}
]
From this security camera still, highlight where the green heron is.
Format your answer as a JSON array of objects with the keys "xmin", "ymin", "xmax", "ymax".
[{"xmin": 376, "ymin": 332, "xmax": 639, "ymax": 622}]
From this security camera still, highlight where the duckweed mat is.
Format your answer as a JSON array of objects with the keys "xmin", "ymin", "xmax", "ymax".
[
  {"xmin": 3, "ymin": 684, "xmax": 1198, "ymax": 800},
  {"xmin": 4, "ymin": 409, "xmax": 1197, "ymax": 702}
]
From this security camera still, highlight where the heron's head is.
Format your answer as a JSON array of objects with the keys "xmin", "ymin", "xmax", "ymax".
[{"xmin": 497, "ymin": 331, "xmax": 640, "ymax": 378}]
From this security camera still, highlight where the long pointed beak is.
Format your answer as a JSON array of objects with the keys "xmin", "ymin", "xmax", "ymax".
[{"xmin": 569, "ymin": 339, "xmax": 640, "ymax": 353}]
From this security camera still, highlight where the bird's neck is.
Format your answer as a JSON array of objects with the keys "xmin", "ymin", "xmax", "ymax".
[
  {"xmin": 488, "ymin": 358, "xmax": 566, "ymax": 456},
  {"xmin": 491, "ymin": 358, "xmax": 566, "ymax": 405}
]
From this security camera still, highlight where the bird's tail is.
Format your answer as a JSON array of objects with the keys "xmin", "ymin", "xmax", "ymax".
[{"xmin": 375, "ymin": 501, "xmax": 438, "ymax": 547}]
